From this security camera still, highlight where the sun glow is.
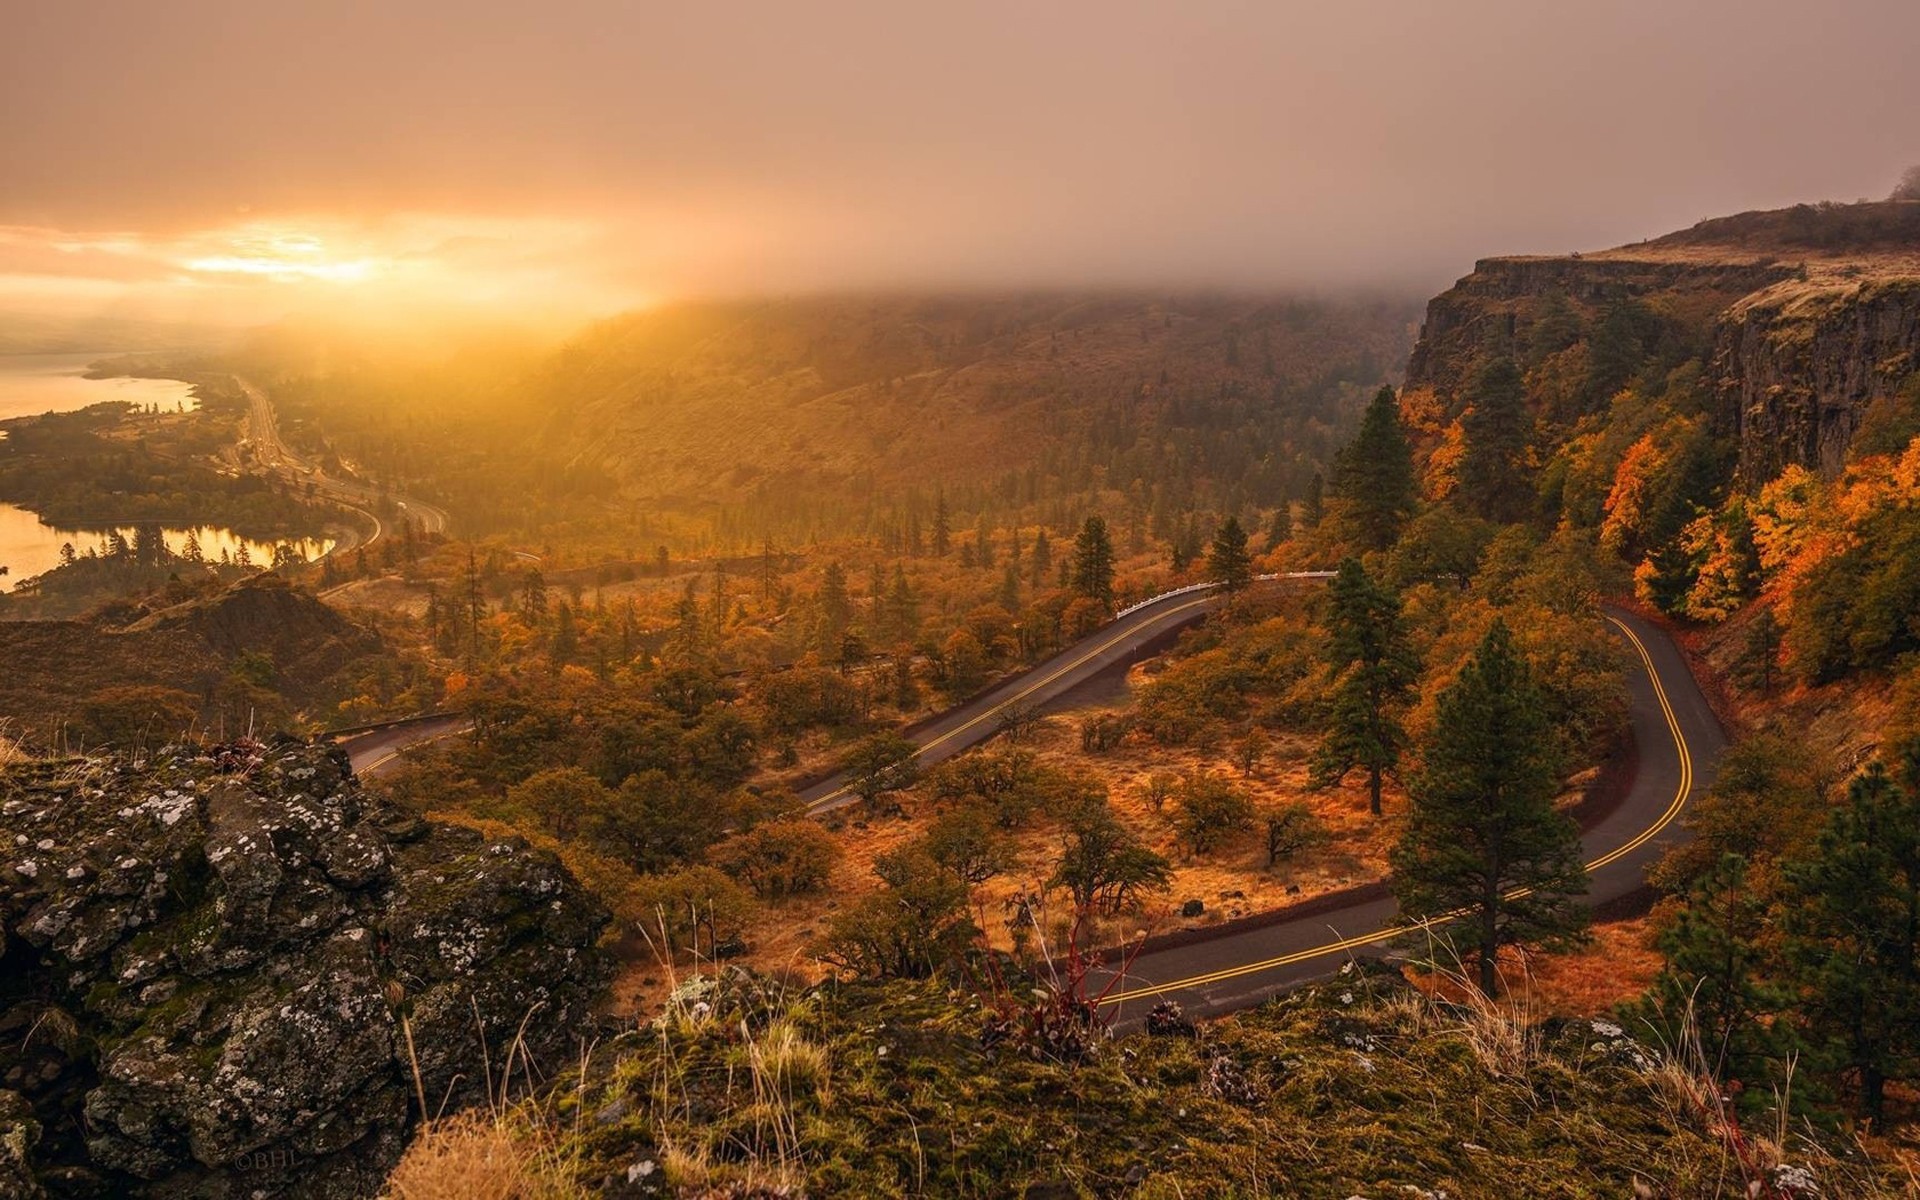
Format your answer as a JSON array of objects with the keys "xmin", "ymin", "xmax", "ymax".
[{"xmin": 0, "ymin": 213, "xmax": 648, "ymax": 330}]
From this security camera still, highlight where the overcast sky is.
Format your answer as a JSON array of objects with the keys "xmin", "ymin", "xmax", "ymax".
[{"xmin": 3, "ymin": 0, "xmax": 1917, "ymax": 325}]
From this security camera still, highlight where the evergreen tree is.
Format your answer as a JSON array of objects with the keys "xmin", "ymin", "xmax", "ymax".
[
  {"xmin": 462, "ymin": 549, "xmax": 485, "ymax": 668},
  {"xmin": 1458, "ymin": 358, "xmax": 1536, "ymax": 524},
  {"xmin": 1583, "ymin": 298, "xmax": 1653, "ymax": 409},
  {"xmin": 520, "ymin": 567, "xmax": 548, "ymax": 623},
  {"xmin": 1266, "ymin": 503, "xmax": 1292, "ymax": 550},
  {"xmin": 1779, "ymin": 749, "xmax": 1920, "ymax": 1122},
  {"xmin": 1071, "ymin": 516, "xmax": 1116, "ymax": 610},
  {"xmin": 932, "ymin": 492, "xmax": 952, "ymax": 557},
  {"xmin": 1206, "ymin": 515, "xmax": 1253, "ymax": 592},
  {"xmin": 1627, "ymin": 853, "xmax": 1781, "ymax": 1096},
  {"xmin": 1310, "ymin": 559, "xmax": 1419, "ymax": 816},
  {"xmin": 672, "ymin": 578, "xmax": 701, "ymax": 656},
  {"xmin": 1736, "ymin": 607, "xmax": 1783, "ymax": 695},
  {"xmin": 998, "ymin": 562, "xmax": 1021, "ymax": 612},
  {"xmin": 820, "ymin": 561, "xmax": 852, "ymax": 640},
  {"xmin": 975, "ymin": 516, "xmax": 994, "ymax": 568},
  {"xmin": 1332, "ymin": 386, "xmax": 1418, "ymax": 549},
  {"xmin": 552, "ymin": 603, "xmax": 577, "ymax": 665},
  {"xmin": 1302, "ymin": 472, "xmax": 1325, "ymax": 529},
  {"xmin": 1392, "ymin": 619, "xmax": 1587, "ymax": 992},
  {"xmin": 885, "ymin": 564, "xmax": 919, "ymax": 643},
  {"xmin": 1030, "ymin": 528, "xmax": 1052, "ymax": 587}
]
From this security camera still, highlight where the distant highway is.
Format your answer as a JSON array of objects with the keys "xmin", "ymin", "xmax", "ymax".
[
  {"xmin": 232, "ymin": 376, "xmax": 450, "ymax": 551},
  {"xmin": 341, "ymin": 575, "xmax": 1325, "ymax": 780},
  {"xmin": 797, "ymin": 574, "xmax": 1333, "ymax": 812}
]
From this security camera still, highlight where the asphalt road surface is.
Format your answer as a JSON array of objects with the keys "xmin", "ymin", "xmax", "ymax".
[
  {"xmin": 796, "ymin": 577, "xmax": 1332, "ymax": 812},
  {"xmin": 337, "ymin": 713, "xmax": 468, "ymax": 778},
  {"xmin": 1091, "ymin": 607, "xmax": 1724, "ymax": 1022}
]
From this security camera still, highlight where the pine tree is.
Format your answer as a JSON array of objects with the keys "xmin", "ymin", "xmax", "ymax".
[
  {"xmin": 886, "ymin": 565, "xmax": 918, "ymax": 643},
  {"xmin": 821, "ymin": 561, "xmax": 852, "ymax": 640},
  {"xmin": 1310, "ymin": 559, "xmax": 1419, "ymax": 816},
  {"xmin": 1302, "ymin": 472, "xmax": 1325, "ymax": 529},
  {"xmin": 1071, "ymin": 516, "xmax": 1116, "ymax": 610},
  {"xmin": 931, "ymin": 492, "xmax": 952, "ymax": 557},
  {"xmin": 975, "ymin": 516, "xmax": 994, "ymax": 568},
  {"xmin": 1392, "ymin": 619, "xmax": 1587, "ymax": 993},
  {"xmin": 552, "ymin": 603, "xmax": 577, "ymax": 665},
  {"xmin": 462, "ymin": 549, "xmax": 485, "ymax": 668},
  {"xmin": 1030, "ymin": 528, "xmax": 1052, "ymax": 588},
  {"xmin": 1458, "ymin": 358, "xmax": 1536, "ymax": 524},
  {"xmin": 1266, "ymin": 503, "xmax": 1292, "ymax": 550},
  {"xmin": 1736, "ymin": 608, "xmax": 1783, "ymax": 695},
  {"xmin": 520, "ymin": 567, "xmax": 548, "ymax": 623},
  {"xmin": 1779, "ymin": 749, "xmax": 1920, "ymax": 1122},
  {"xmin": 998, "ymin": 562, "xmax": 1021, "ymax": 612},
  {"xmin": 1332, "ymin": 386, "xmax": 1418, "ymax": 550},
  {"xmin": 1206, "ymin": 515, "xmax": 1253, "ymax": 592},
  {"xmin": 1627, "ymin": 853, "xmax": 1781, "ymax": 1095}
]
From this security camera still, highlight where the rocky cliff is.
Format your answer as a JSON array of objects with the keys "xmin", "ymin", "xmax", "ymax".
[
  {"xmin": 1402, "ymin": 201, "xmax": 1920, "ymax": 484},
  {"xmin": 0, "ymin": 739, "xmax": 610, "ymax": 1198}
]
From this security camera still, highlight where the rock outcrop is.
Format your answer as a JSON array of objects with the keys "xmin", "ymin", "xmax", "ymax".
[
  {"xmin": 1402, "ymin": 200, "xmax": 1920, "ymax": 484},
  {"xmin": 0, "ymin": 739, "xmax": 610, "ymax": 1198},
  {"xmin": 1715, "ymin": 275, "xmax": 1920, "ymax": 480}
]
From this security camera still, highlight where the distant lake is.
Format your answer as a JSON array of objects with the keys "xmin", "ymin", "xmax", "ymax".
[
  {"xmin": 0, "ymin": 502, "xmax": 333, "ymax": 594},
  {"xmin": 0, "ymin": 352, "xmax": 197, "ymax": 422}
]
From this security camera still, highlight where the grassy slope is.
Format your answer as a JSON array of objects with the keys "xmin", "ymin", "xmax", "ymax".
[{"xmin": 393, "ymin": 965, "xmax": 1897, "ymax": 1199}]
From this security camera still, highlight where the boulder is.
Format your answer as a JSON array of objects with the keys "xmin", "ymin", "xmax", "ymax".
[{"xmin": 0, "ymin": 738, "xmax": 610, "ymax": 1198}]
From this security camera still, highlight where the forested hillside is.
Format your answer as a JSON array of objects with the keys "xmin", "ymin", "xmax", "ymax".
[
  {"xmin": 244, "ymin": 294, "xmax": 1417, "ymax": 552},
  {"xmin": 1398, "ymin": 199, "xmax": 1920, "ymax": 696}
]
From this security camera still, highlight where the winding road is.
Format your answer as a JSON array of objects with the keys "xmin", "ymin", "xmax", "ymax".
[
  {"xmin": 337, "ymin": 585, "xmax": 1722, "ymax": 1020},
  {"xmin": 1095, "ymin": 607, "xmax": 1723, "ymax": 1020}
]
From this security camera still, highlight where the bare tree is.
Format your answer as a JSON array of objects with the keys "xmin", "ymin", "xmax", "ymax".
[{"xmin": 1893, "ymin": 164, "xmax": 1920, "ymax": 202}]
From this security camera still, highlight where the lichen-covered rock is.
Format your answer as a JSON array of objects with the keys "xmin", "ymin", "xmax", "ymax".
[
  {"xmin": 0, "ymin": 738, "xmax": 611, "ymax": 1198},
  {"xmin": 0, "ymin": 1089, "xmax": 46, "ymax": 1199}
]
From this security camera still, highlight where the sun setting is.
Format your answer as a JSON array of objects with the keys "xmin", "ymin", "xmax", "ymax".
[{"xmin": 3, "ymin": 4, "xmax": 1920, "ymax": 1197}]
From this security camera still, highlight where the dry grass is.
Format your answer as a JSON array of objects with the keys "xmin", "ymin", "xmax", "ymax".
[
  {"xmin": 0, "ymin": 720, "xmax": 31, "ymax": 767},
  {"xmin": 609, "ymin": 686, "xmax": 1404, "ymax": 1014},
  {"xmin": 383, "ymin": 1109, "xmax": 585, "ymax": 1200},
  {"xmin": 1528, "ymin": 917, "xmax": 1663, "ymax": 1015}
]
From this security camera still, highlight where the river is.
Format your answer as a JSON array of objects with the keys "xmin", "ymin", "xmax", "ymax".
[
  {"xmin": 0, "ymin": 503, "xmax": 334, "ymax": 593},
  {"xmin": 0, "ymin": 352, "xmax": 198, "ymax": 422},
  {"xmin": 0, "ymin": 353, "xmax": 329, "ymax": 592}
]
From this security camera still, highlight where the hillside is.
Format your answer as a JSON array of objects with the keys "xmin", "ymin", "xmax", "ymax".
[
  {"xmin": 534, "ymin": 294, "xmax": 1415, "ymax": 502},
  {"xmin": 382, "ymin": 964, "xmax": 1896, "ymax": 1199},
  {"xmin": 0, "ymin": 575, "xmax": 392, "ymax": 746},
  {"xmin": 250, "ymin": 294, "xmax": 1418, "ymax": 545}
]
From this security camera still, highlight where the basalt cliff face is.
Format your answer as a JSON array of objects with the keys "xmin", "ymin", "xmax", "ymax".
[
  {"xmin": 0, "ymin": 740, "xmax": 610, "ymax": 1199},
  {"xmin": 1403, "ymin": 201, "xmax": 1920, "ymax": 484}
]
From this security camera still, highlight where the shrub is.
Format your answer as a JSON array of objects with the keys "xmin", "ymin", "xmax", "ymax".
[
  {"xmin": 632, "ymin": 866, "xmax": 758, "ymax": 962},
  {"xmin": 710, "ymin": 818, "xmax": 841, "ymax": 900},
  {"xmin": 1170, "ymin": 773, "xmax": 1256, "ymax": 857}
]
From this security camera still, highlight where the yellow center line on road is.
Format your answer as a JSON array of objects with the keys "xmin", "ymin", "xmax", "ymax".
[
  {"xmin": 1101, "ymin": 614, "xmax": 1693, "ymax": 1005},
  {"xmin": 806, "ymin": 592, "xmax": 1221, "ymax": 811}
]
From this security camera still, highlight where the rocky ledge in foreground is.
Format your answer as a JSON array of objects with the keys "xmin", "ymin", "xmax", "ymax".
[{"xmin": 0, "ymin": 739, "xmax": 611, "ymax": 1199}]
